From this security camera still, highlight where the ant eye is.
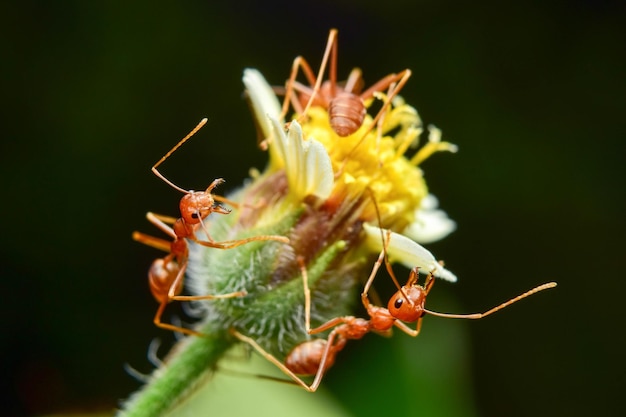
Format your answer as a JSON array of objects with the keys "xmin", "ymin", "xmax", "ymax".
[
  {"xmin": 420, "ymin": 311, "xmax": 426, "ymax": 318},
  {"xmin": 191, "ymin": 212, "xmax": 200, "ymax": 219},
  {"xmin": 394, "ymin": 298, "xmax": 403, "ymax": 309}
]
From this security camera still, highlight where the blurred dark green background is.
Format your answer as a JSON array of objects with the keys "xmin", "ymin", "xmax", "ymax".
[{"xmin": 2, "ymin": 1, "xmax": 624, "ymax": 416}]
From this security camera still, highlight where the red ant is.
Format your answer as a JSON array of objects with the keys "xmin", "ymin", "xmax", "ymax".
[
  {"xmin": 134, "ymin": 119, "xmax": 290, "ymax": 335},
  {"xmin": 150, "ymin": 118, "xmax": 289, "ymax": 248},
  {"xmin": 231, "ymin": 231, "xmax": 556, "ymax": 391},
  {"xmin": 133, "ymin": 213, "xmax": 247, "ymax": 336},
  {"xmin": 279, "ymin": 29, "xmax": 412, "ymax": 138}
]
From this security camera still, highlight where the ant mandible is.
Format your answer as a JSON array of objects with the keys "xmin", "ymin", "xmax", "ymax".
[
  {"xmin": 231, "ymin": 231, "xmax": 556, "ymax": 391},
  {"xmin": 279, "ymin": 29, "xmax": 412, "ymax": 138}
]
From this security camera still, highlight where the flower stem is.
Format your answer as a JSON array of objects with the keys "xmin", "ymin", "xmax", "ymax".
[{"xmin": 116, "ymin": 326, "xmax": 231, "ymax": 417}]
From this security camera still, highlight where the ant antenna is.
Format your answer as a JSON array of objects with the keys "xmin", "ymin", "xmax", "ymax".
[
  {"xmin": 152, "ymin": 118, "xmax": 209, "ymax": 194},
  {"xmin": 425, "ymin": 282, "xmax": 558, "ymax": 319}
]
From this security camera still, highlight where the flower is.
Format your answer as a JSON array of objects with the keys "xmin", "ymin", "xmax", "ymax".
[
  {"xmin": 242, "ymin": 68, "xmax": 457, "ymax": 277},
  {"xmin": 119, "ymin": 63, "xmax": 458, "ymax": 417},
  {"xmin": 181, "ymin": 69, "xmax": 459, "ymax": 359}
]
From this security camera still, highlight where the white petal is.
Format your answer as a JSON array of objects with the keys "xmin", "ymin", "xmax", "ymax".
[
  {"xmin": 403, "ymin": 194, "xmax": 456, "ymax": 244},
  {"xmin": 243, "ymin": 69, "xmax": 282, "ymax": 140},
  {"xmin": 268, "ymin": 118, "xmax": 333, "ymax": 200},
  {"xmin": 363, "ymin": 223, "xmax": 457, "ymax": 282}
]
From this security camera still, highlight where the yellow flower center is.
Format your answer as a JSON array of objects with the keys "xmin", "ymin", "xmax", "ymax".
[{"xmin": 298, "ymin": 100, "xmax": 456, "ymax": 232}]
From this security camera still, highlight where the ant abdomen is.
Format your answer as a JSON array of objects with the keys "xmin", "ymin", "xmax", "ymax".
[
  {"xmin": 148, "ymin": 258, "xmax": 182, "ymax": 303},
  {"xmin": 285, "ymin": 339, "xmax": 329, "ymax": 376},
  {"xmin": 329, "ymin": 93, "xmax": 366, "ymax": 137},
  {"xmin": 286, "ymin": 338, "xmax": 348, "ymax": 376}
]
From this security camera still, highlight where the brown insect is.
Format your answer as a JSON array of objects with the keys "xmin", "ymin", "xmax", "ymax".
[
  {"xmin": 231, "ymin": 231, "xmax": 557, "ymax": 391},
  {"xmin": 279, "ymin": 29, "xmax": 412, "ymax": 138},
  {"xmin": 134, "ymin": 119, "xmax": 290, "ymax": 335}
]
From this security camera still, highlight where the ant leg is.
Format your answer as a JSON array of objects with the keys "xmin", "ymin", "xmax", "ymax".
[
  {"xmin": 297, "ymin": 256, "xmax": 354, "ymax": 336},
  {"xmin": 163, "ymin": 261, "xmax": 247, "ymax": 303},
  {"xmin": 149, "ymin": 262, "xmax": 201, "ymax": 336},
  {"xmin": 306, "ymin": 331, "xmax": 344, "ymax": 392},
  {"xmin": 296, "ymin": 256, "xmax": 313, "ymax": 333},
  {"xmin": 147, "ymin": 212, "xmax": 178, "ymax": 226},
  {"xmin": 152, "ymin": 261, "xmax": 246, "ymax": 335},
  {"xmin": 393, "ymin": 316, "xmax": 423, "ymax": 337},
  {"xmin": 192, "ymin": 234, "xmax": 289, "ymax": 250},
  {"xmin": 360, "ymin": 69, "xmax": 412, "ymax": 108},
  {"xmin": 280, "ymin": 56, "xmax": 319, "ymax": 121},
  {"xmin": 361, "ymin": 229, "xmax": 398, "ymax": 310},
  {"xmin": 143, "ymin": 212, "xmax": 178, "ymax": 240},
  {"xmin": 343, "ymin": 68, "xmax": 363, "ymax": 94},
  {"xmin": 153, "ymin": 299, "xmax": 202, "ymax": 337},
  {"xmin": 166, "ymin": 262, "xmax": 187, "ymax": 299},
  {"xmin": 132, "ymin": 231, "xmax": 172, "ymax": 253},
  {"xmin": 171, "ymin": 290, "xmax": 247, "ymax": 302},
  {"xmin": 298, "ymin": 29, "xmax": 338, "ymax": 122},
  {"xmin": 281, "ymin": 29, "xmax": 339, "ymax": 124},
  {"xmin": 229, "ymin": 329, "xmax": 319, "ymax": 392}
]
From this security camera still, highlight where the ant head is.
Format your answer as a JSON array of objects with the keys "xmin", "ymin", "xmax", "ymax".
[
  {"xmin": 387, "ymin": 285, "xmax": 427, "ymax": 322},
  {"xmin": 386, "ymin": 267, "xmax": 435, "ymax": 322},
  {"xmin": 179, "ymin": 192, "xmax": 215, "ymax": 225}
]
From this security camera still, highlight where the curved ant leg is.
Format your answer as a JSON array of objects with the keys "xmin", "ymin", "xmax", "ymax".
[
  {"xmin": 297, "ymin": 256, "xmax": 354, "ymax": 336},
  {"xmin": 165, "ymin": 261, "xmax": 246, "ymax": 302},
  {"xmin": 229, "ymin": 327, "xmax": 345, "ymax": 393},
  {"xmin": 393, "ymin": 317, "xmax": 423, "ymax": 337},
  {"xmin": 298, "ymin": 29, "xmax": 337, "ymax": 119},
  {"xmin": 153, "ymin": 298, "xmax": 202, "ymax": 337},
  {"xmin": 302, "ymin": 331, "xmax": 346, "ymax": 392},
  {"xmin": 229, "ymin": 329, "xmax": 319, "ymax": 392},
  {"xmin": 280, "ymin": 56, "xmax": 319, "ymax": 120},
  {"xmin": 132, "ymin": 231, "xmax": 171, "ymax": 253},
  {"xmin": 192, "ymin": 234, "xmax": 289, "ymax": 250},
  {"xmin": 343, "ymin": 68, "xmax": 363, "ymax": 94},
  {"xmin": 146, "ymin": 212, "xmax": 179, "ymax": 228}
]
